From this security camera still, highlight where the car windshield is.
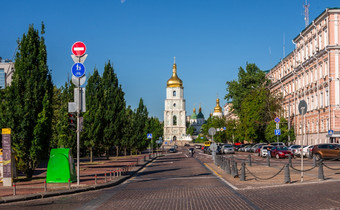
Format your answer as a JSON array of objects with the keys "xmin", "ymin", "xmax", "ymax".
[
  {"xmin": 224, "ymin": 145, "xmax": 232, "ymax": 148},
  {"xmin": 277, "ymin": 147, "xmax": 288, "ymax": 151}
]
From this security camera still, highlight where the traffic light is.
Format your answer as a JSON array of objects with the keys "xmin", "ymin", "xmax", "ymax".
[{"xmin": 68, "ymin": 113, "xmax": 76, "ymax": 130}]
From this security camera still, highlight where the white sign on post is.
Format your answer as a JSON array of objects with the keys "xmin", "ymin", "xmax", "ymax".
[{"xmin": 74, "ymin": 88, "xmax": 86, "ymax": 112}]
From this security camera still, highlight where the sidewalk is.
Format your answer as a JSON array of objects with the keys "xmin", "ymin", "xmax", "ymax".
[
  {"xmin": 206, "ymin": 154, "xmax": 340, "ymax": 190},
  {"xmin": 0, "ymin": 153, "xmax": 159, "ymax": 204}
]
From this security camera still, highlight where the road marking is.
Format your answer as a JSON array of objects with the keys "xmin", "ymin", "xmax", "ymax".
[
  {"xmin": 204, "ymin": 163, "xmax": 221, "ymax": 177},
  {"xmin": 203, "ymin": 163, "xmax": 239, "ymax": 190}
]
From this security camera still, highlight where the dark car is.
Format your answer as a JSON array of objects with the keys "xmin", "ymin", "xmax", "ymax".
[
  {"xmin": 312, "ymin": 144, "xmax": 340, "ymax": 160},
  {"xmin": 168, "ymin": 147, "xmax": 177, "ymax": 153},
  {"xmin": 270, "ymin": 146, "xmax": 294, "ymax": 159}
]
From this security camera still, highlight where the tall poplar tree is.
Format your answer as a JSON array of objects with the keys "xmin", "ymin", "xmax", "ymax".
[
  {"xmin": 6, "ymin": 23, "xmax": 53, "ymax": 177},
  {"xmin": 133, "ymin": 98, "xmax": 148, "ymax": 153},
  {"xmin": 82, "ymin": 69, "xmax": 103, "ymax": 162},
  {"xmin": 101, "ymin": 61, "xmax": 126, "ymax": 158}
]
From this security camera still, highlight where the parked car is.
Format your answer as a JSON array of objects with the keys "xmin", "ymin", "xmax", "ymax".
[
  {"xmin": 251, "ymin": 143, "xmax": 267, "ymax": 153},
  {"xmin": 260, "ymin": 145, "xmax": 273, "ymax": 158},
  {"xmin": 270, "ymin": 146, "xmax": 294, "ymax": 159},
  {"xmin": 233, "ymin": 144, "xmax": 242, "ymax": 151},
  {"xmin": 194, "ymin": 144, "xmax": 201, "ymax": 149},
  {"xmin": 222, "ymin": 144, "xmax": 235, "ymax": 154},
  {"xmin": 288, "ymin": 145, "xmax": 301, "ymax": 157},
  {"xmin": 312, "ymin": 144, "xmax": 340, "ymax": 160},
  {"xmin": 168, "ymin": 147, "xmax": 177, "ymax": 153},
  {"xmin": 302, "ymin": 145, "xmax": 314, "ymax": 158},
  {"xmin": 244, "ymin": 145, "xmax": 253, "ymax": 152},
  {"xmin": 255, "ymin": 145, "xmax": 265, "ymax": 156},
  {"xmin": 203, "ymin": 146, "xmax": 210, "ymax": 154}
]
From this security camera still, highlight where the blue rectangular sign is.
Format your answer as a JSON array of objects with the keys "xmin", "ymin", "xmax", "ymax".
[{"xmin": 275, "ymin": 129, "xmax": 281, "ymax": 136}]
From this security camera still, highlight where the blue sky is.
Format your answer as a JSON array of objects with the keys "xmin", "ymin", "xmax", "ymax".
[{"xmin": 0, "ymin": 0, "xmax": 339, "ymax": 120}]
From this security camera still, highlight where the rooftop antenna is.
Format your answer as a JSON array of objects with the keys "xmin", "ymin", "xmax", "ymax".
[{"xmin": 304, "ymin": 0, "xmax": 310, "ymax": 27}]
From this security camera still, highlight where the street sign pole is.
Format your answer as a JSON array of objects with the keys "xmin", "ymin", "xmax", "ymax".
[
  {"xmin": 76, "ymin": 60, "xmax": 81, "ymax": 186},
  {"xmin": 301, "ymin": 107, "xmax": 305, "ymax": 183}
]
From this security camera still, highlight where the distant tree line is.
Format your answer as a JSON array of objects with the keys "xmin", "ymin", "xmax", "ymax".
[{"xmin": 0, "ymin": 24, "xmax": 163, "ymax": 178}]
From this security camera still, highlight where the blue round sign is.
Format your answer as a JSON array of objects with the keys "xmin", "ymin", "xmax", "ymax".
[{"xmin": 71, "ymin": 63, "xmax": 86, "ymax": 78}]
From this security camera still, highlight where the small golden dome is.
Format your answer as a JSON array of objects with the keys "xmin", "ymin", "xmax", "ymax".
[
  {"xmin": 193, "ymin": 107, "xmax": 196, "ymax": 113},
  {"xmin": 214, "ymin": 98, "xmax": 222, "ymax": 113},
  {"xmin": 167, "ymin": 63, "xmax": 183, "ymax": 88}
]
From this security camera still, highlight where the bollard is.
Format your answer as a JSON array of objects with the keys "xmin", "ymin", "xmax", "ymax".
[
  {"xmin": 313, "ymin": 155, "xmax": 317, "ymax": 167},
  {"xmin": 119, "ymin": 169, "xmax": 122, "ymax": 176},
  {"xmin": 44, "ymin": 180, "xmax": 47, "ymax": 192},
  {"xmin": 318, "ymin": 160, "xmax": 325, "ymax": 180},
  {"xmin": 288, "ymin": 155, "xmax": 292, "ymax": 167},
  {"xmin": 68, "ymin": 179, "xmax": 71, "ymax": 190},
  {"xmin": 144, "ymin": 156, "xmax": 146, "ymax": 162},
  {"xmin": 267, "ymin": 154, "xmax": 271, "ymax": 167},
  {"xmin": 110, "ymin": 170, "xmax": 112, "ymax": 180},
  {"xmin": 240, "ymin": 162, "xmax": 246, "ymax": 181},
  {"xmin": 13, "ymin": 183, "xmax": 16, "ymax": 196},
  {"xmin": 232, "ymin": 162, "xmax": 239, "ymax": 178},
  {"xmin": 105, "ymin": 173, "xmax": 107, "ymax": 183},
  {"xmin": 226, "ymin": 158, "xmax": 231, "ymax": 174},
  {"xmin": 284, "ymin": 164, "xmax": 291, "ymax": 184},
  {"xmin": 95, "ymin": 174, "xmax": 97, "ymax": 185},
  {"xmin": 248, "ymin": 154, "xmax": 252, "ymax": 166}
]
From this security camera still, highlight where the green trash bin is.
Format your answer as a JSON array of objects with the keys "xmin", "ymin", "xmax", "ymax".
[{"xmin": 46, "ymin": 148, "xmax": 76, "ymax": 183}]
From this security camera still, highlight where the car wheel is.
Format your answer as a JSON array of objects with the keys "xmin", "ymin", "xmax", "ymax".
[
  {"xmin": 315, "ymin": 153, "xmax": 322, "ymax": 161},
  {"xmin": 276, "ymin": 154, "xmax": 280, "ymax": 159}
]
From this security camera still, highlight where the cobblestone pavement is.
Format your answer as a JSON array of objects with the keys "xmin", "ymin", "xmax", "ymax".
[{"xmin": 2, "ymin": 147, "xmax": 340, "ymax": 209}]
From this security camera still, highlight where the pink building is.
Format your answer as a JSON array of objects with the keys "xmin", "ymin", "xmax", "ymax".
[{"xmin": 266, "ymin": 8, "xmax": 340, "ymax": 145}]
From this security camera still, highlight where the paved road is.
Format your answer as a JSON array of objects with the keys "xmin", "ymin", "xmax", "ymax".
[{"xmin": 1, "ymin": 147, "xmax": 340, "ymax": 209}]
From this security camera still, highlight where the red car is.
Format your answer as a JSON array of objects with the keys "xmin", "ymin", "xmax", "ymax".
[{"xmin": 270, "ymin": 146, "xmax": 294, "ymax": 159}]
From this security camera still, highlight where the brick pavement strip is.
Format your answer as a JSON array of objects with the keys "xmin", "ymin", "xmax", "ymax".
[{"xmin": 0, "ymin": 154, "xmax": 158, "ymax": 204}]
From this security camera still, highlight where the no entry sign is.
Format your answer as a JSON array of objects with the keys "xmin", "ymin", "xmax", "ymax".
[{"xmin": 72, "ymin": 41, "xmax": 86, "ymax": 56}]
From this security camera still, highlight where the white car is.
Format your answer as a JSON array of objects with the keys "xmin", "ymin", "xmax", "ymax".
[
  {"xmin": 222, "ymin": 144, "xmax": 235, "ymax": 154},
  {"xmin": 260, "ymin": 145, "xmax": 273, "ymax": 157},
  {"xmin": 302, "ymin": 145, "xmax": 314, "ymax": 158}
]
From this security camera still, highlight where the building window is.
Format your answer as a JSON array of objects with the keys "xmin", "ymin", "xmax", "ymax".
[
  {"xmin": 173, "ymin": 103, "xmax": 176, "ymax": 107},
  {"xmin": 173, "ymin": 91, "xmax": 176, "ymax": 97},
  {"xmin": 320, "ymin": 92, "xmax": 324, "ymax": 107},
  {"xmin": 173, "ymin": 116, "xmax": 177, "ymax": 126},
  {"xmin": 0, "ymin": 69, "xmax": 5, "ymax": 89}
]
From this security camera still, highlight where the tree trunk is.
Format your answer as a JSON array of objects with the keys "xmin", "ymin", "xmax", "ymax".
[
  {"xmin": 124, "ymin": 148, "xmax": 127, "ymax": 156},
  {"xmin": 90, "ymin": 147, "xmax": 93, "ymax": 163},
  {"xmin": 106, "ymin": 147, "xmax": 110, "ymax": 160},
  {"xmin": 116, "ymin": 146, "xmax": 119, "ymax": 157}
]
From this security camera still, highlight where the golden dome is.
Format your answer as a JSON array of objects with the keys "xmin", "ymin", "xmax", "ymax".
[
  {"xmin": 167, "ymin": 62, "xmax": 183, "ymax": 88},
  {"xmin": 214, "ymin": 98, "xmax": 222, "ymax": 113},
  {"xmin": 193, "ymin": 107, "xmax": 196, "ymax": 113}
]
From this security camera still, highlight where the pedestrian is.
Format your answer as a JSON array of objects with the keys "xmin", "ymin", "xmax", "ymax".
[
  {"xmin": 189, "ymin": 148, "xmax": 194, "ymax": 157},
  {"xmin": 267, "ymin": 146, "xmax": 271, "ymax": 158}
]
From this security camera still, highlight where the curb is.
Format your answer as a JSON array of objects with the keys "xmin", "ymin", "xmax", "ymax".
[{"xmin": 0, "ymin": 156, "xmax": 159, "ymax": 204}]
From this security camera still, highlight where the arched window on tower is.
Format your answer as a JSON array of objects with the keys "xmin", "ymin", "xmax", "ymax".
[
  {"xmin": 173, "ymin": 115, "xmax": 177, "ymax": 125},
  {"xmin": 173, "ymin": 91, "xmax": 176, "ymax": 97}
]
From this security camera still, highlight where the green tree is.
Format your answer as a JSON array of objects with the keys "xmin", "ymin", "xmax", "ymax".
[
  {"xmin": 145, "ymin": 117, "xmax": 163, "ymax": 150},
  {"xmin": 121, "ymin": 106, "xmax": 135, "ymax": 156},
  {"xmin": 5, "ymin": 23, "xmax": 53, "ymax": 177},
  {"xmin": 82, "ymin": 69, "xmax": 103, "ymax": 161},
  {"xmin": 238, "ymin": 86, "xmax": 281, "ymax": 143},
  {"xmin": 132, "ymin": 98, "xmax": 148, "ymax": 153},
  {"xmin": 101, "ymin": 61, "xmax": 126, "ymax": 158},
  {"xmin": 265, "ymin": 117, "xmax": 295, "ymax": 144},
  {"xmin": 201, "ymin": 116, "xmax": 227, "ymax": 143},
  {"xmin": 225, "ymin": 63, "xmax": 268, "ymax": 114}
]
